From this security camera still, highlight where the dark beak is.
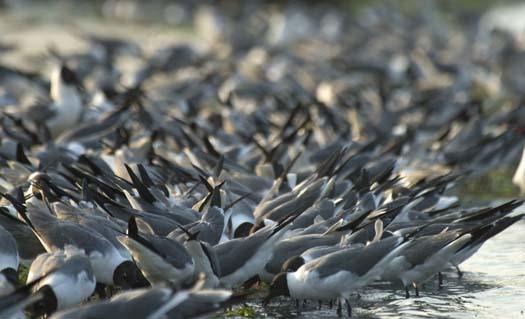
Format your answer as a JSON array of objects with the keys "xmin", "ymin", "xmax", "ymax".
[
  {"xmin": 262, "ymin": 294, "xmax": 273, "ymax": 307},
  {"xmin": 132, "ymin": 271, "xmax": 150, "ymax": 288},
  {"xmin": 242, "ymin": 274, "xmax": 261, "ymax": 290}
]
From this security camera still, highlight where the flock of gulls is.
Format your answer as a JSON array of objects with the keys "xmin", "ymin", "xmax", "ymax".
[{"xmin": 0, "ymin": 2, "xmax": 525, "ymax": 318}]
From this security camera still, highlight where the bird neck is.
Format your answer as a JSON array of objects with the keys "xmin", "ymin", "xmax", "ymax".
[{"xmin": 53, "ymin": 83, "xmax": 82, "ymax": 111}]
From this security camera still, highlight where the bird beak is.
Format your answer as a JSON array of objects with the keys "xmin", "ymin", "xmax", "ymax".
[{"xmin": 262, "ymin": 294, "xmax": 273, "ymax": 307}]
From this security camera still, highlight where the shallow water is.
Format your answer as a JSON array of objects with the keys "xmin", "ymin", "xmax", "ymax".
[{"xmin": 250, "ymin": 219, "xmax": 525, "ymax": 318}]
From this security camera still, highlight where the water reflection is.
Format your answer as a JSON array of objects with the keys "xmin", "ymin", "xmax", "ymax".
[
  {"xmin": 241, "ymin": 221, "xmax": 525, "ymax": 318},
  {"xmin": 247, "ymin": 269, "xmax": 504, "ymax": 318}
]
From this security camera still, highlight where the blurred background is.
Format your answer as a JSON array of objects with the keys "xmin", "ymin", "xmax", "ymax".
[
  {"xmin": 1, "ymin": 0, "xmax": 525, "ymax": 68},
  {"xmin": 2, "ymin": 0, "xmax": 525, "ymax": 198}
]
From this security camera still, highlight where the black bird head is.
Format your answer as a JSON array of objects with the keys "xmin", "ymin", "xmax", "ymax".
[
  {"xmin": 0, "ymin": 268, "xmax": 18, "ymax": 287},
  {"xmin": 113, "ymin": 260, "xmax": 149, "ymax": 289},
  {"xmin": 59, "ymin": 65, "xmax": 83, "ymax": 91},
  {"xmin": 233, "ymin": 222, "xmax": 254, "ymax": 238},
  {"xmin": 263, "ymin": 272, "xmax": 290, "ymax": 306},
  {"xmin": 27, "ymin": 285, "xmax": 57, "ymax": 317},
  {"xmin": 281, "ymin": 256, "xmax": 305, "ymax": 273}
]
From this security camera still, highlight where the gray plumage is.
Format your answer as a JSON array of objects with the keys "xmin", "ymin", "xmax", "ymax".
[
  {"xmin": 304, "ymin": 236, "xmax": 405, "ymax": 278},
  {"xmin": 117, "ymin": 232, "xmax": 194, "ymax": 286},
  {"xmin": 264, "ymin": 233, "xmax": 341, "ymax": 276},
  {"xmin": 49, "ymin": 286, "xmax": 189, "ymax": 319},
  {"xmin": 27, "ymin": 205, "xmax": 119, "ymax": 256},
  {"xmin": 400, "ymin": 231, "xmax": 460, "ymax": 267},
  {"xmin": 215, "ymin": 228, "xmax": 270, "ymax": 277},
  {"xmin": 0, "ymin": 223, "xmax": 19, "ymax": 270},
  {"xmin": 169, "ymin": 206, "xmax": 224, "ymax": 245},
  {"xmin": 27, "ymin": 249, "xmax": 95, "ymax": 284},
  {"xmin": 0, "ymin": 213, "xmax": 45, "ymax": 260}
]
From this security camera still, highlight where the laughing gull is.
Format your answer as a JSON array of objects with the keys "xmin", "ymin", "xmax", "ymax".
[
  {"xmin": 287, "ymin": 198, "xmax": 336, "ymax": 231},
  {"xmin": 48, "ymin": 285, "xmax": 190, "ymax": 319},
  {"xmin": 450, "ymin": 214, "xmax": 524, "ymax": 277},
  {"xmin": 0, "ymin": 207, "xmax": 45, "ymax": 260},
  {"xmin": 177, "ymin": 227, "xmax": 221, "ymax": 288},
  {"xmin": 168, "ymin": 206, "xmax": 225, "ymax": 245},
  {"xmin": 48, "ymin": 275, "xmax": 228, "ymax": 319},
  {"xmin": 215, "ymin": 213, "xmax": 298, "ymax": 288},
  {"xmin": 26, "ymin": 248, "xmax": 96, "ymax": 316},
  {"xmin": 166, "ymin": 288, "xmax": 234, "ymax": 319},
  {"xmin": 105, "ymin": 201, "xmax": 186, "ymax": 236},
  {"xmin": 253, "ymin": 177, "xmax": 329, "ymax": 227},
  {"xmin": 21, "ymin": 64, "xmax": 84, "ymax": 138},
  {"xmin": 47, "ymin": 64, "xmax": 84, "ymax": 137},
  {"xmin": 381, "ymin": 230, "xmax": 472, "ymax": 298},
  {"xmin": 117, "ymin": 216, "xmax": 195, "ymax": 286},
  {"xmin": 260, "ymin": 232, "xmax": 342, "ymax": 282},
  {"xmin": 52, "ymin": 202, "xmax": 131, "ymax": 260},
  {"xmin": 21, "ymin": 204, "xmax": 143, "ymax": 288},
  {"xmin": 263, "ymin": 236, "xmax": 409, "ymax": 316},
  {"xmin": 0, "ymin": 270, "xmax": 58, "ymax": 319}
]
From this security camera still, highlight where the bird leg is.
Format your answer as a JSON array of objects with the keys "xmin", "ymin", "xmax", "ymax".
[
  {"xmin": 95, "ymin": 283, "xmax": 107, "ymax": 299},
  {"xmin": 337, "ymin": 298, "xmax": 342, "ymax": 317},
  {"xmin": 413, "ymin": 283, "xmax": 419, "ymax": 297},
  {"xmin": 438, "ymin": 272, "xmax": 443, "ymax": 289},
  {"xmin": 329, "ymin": 299, "xmax": 333, "ymax": 309},
  {"xmin": 455, "ymin": 265, "xmax": 463, "ymax": 279},
  {"xmin": 296, "ymin": 299, "xmax": 301, "ymax": 315},
  {"xmin": 318, "ymin": 300, "xmax": 322, "ymax": 310},
  {"xmin": 345, "ymin": 299, "xmax": 353, "ymax": 317},
  {"xmin": 405, "ymin": 286, "xmax": 410, "ymax": 299}
]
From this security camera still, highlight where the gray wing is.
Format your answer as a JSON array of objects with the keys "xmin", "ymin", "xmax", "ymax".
[
  {"xmin": 167, "ymin": 290, "xmax": 232, "ymax": 319},
  {"xmin": 291, "ymin": 199, "xmax": 335, "ymax": 230},
  {"xmin": 57, "ymin": 254, "xmax": 95, "ymax": 280},
  {"xmin": 31, "ymin": 252, "xmax": 94, "ymax": 282},
  {"xmin": 49, "ymin": 299, "xmax": 157, "ymax": 319},
  {"xmin": 215, "ymin": 234, "xmax": 266, "ymax": 277},
  {"xmin": 402, "ymin": 232, "xmax": 459, "ymax": 267},
  {"xmin": 147, "ymin": 236, "xmax": 193, "ymax": 269},
  {"xmin": 264, "ymin": 234, "xmax": 340, "ymax": 274},
  {"xmin": 104, "ymin": 205, "xmax": 179, "ymax": 236},
  {"xmin": 133, "ymin": 212, "xmax": 180, "ymax": 236},
  {"xmin": 189, "ymin": 222, "xmax": 222, "ymax": 246},
  {"xmin": 0, "ymin": 224, "xmax": 18, "ymax": 257},
  {"xmin": 50, "ymin": 287, "xmax": 173, "ymax": 319},
  {"xmin": 200, "ymin": 241, "xmax": 221, "ymax": 277},
  {"xmin": 49, "ymin": 301, "xmax": 119, "ymax": 319},
  {"xmin": 56, "ymin": 108, "xmax": 127, "ymax": 144},
  {"xmin": 310, "ymin": 236, "xmax": 403, "ymax": 278},
  {"xmin": 201, "ymin": 207, "xmax": 224, "ymax": 226},
  {"xmin": 0, "ymin": 214, "xmax": 45, "ymax": 259},
  {"xmin": 29, "ymin": 212, "xmax": 115, "ymax": 256},
  {"xmin": 22, "ymin": 100, "xmax": 56, "ymax": 123},
  {"xmin": 264, "ymin": 179, "xmax": 326, "ymax": 222}
]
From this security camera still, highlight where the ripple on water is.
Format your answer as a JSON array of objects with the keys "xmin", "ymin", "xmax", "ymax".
[{"xmin": 245, "ymin": 221, "xmax": 525, "ymax": 318}]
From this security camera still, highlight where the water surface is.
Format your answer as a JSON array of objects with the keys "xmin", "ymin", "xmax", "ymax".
[{"xmin": 251, "ymin": 220, "xmax": 525, "ymax": 318}]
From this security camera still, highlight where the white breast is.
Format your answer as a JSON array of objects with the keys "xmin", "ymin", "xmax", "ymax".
[
  {"xmin": 88, "ymin": 247, "xmax": 128, "ymax": 285},
  {"xmin": 0, "ymin": 252, "xmax": 19, "ymax": 272},
  {"xmin": 48, "ymin": 71, "xmax": 82, "ymax": 137},
  {"xmin": 39, "ymin": 272, "xmax": 96, "ymax": 309}
]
